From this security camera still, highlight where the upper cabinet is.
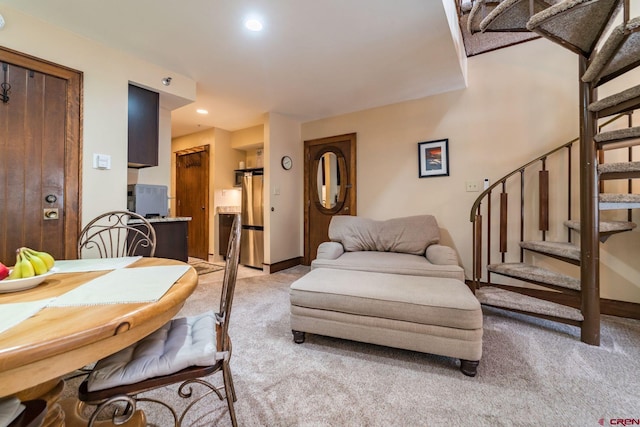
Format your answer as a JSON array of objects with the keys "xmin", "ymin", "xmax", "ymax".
[{"xmin": 128, "ymin": 84, "xmax": 159, "ymax": 168}]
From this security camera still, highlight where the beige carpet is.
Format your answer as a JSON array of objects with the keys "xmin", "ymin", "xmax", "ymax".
[
  {"xmin": 62, "ymin": 265, "xmax": 640, "ymax": 426},
  {"xmin": 459, "ymin": 13, "xmax": 540, "ymax": 57}
]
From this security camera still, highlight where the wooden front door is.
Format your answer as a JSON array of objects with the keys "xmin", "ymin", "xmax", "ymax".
[
  {"xmin": 304, "ymin": 133, "xmax": 357, "ymax": 265},
  {"xmin": 175, "ymin": 145, "xmax": 209, "ymax": 260},
  {"xmin": 0, "ymin": 47, "xmax": 81, "ymax": 265}
]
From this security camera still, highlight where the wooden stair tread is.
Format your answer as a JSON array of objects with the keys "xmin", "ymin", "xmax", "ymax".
[
  {"xmin": 520, "ymin": 240, "xmax": 580, "ymax": 261},
  {"xmin": 594, "ymin": 126, "xmax": 640, "ymax": 145},
  {"xmin": 588, "ymin": 84, "xmax": 640, "ymax": 117},
  {"xmin": 599, "ymin": 161, "xmax": 640, "ymax": 179},
  {"xmin": 526, "ymin": 0, "xmax": 621, "ymax": 56},
  {"xmin": 564, "ymin": 219, "xmax": 637, "ymax": 233},
  {"xmin": 582, "ymin": 16, "xmax": 640, "ymax": 86},
  {"xmin": 477, "ymin": 286, "xmax": 584, "ymax": 321},
  {"xmin": 488, "ymin": 262, "xmax": 581, "ymax": 291},
  {"xmin": 467, "ymin": 0, "xmax": 502, "ymax": 34},
  {"xmin": 480, "ymin": 0, "xmax": 553, "ymax": 33},
  {"xmin": 599, "ymin": 193, "xmax": 640, "ymax": 210}
]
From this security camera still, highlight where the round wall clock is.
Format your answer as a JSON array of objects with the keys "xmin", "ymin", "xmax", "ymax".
[{"xmin": 281, "ymin": 155, "xmax": 293, "ymax": 170}]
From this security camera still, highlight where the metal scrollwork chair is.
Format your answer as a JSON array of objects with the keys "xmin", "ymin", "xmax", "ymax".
[
  {"xmin": 3, "ymin": 399, "xmax": 47, "ymax": 427},
  {"xmin": 77, "ymin": 211, "xmax": 156, "ymax": 258},
  {"xmin": 72, "ymin": 214, "xmax": 242, "ymax": 427}
]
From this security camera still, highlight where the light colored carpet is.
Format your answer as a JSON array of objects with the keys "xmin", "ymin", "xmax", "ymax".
[
  {"xmin": 459, "ymin": 12, "xmax": 540, "ymax": 57},
  {"xmin": 62, "ymin": 265, "xmax": 640, "ymax": 426}
]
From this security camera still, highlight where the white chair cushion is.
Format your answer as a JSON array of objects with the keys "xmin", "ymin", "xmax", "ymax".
[
  {"xmin": 87, "ymin": 310, "xmax": 219, "ymax": 392},
  {"xmin": 0, "ymin": 397, "xmax": 24, "ymax": 427}
]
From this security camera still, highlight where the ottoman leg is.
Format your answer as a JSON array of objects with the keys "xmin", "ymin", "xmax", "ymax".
[
  {"xmin": 460, "ymin": 360, "xmax": 479, "ymax": 377},
  {"xmin": 292, "ymin": 330, "xmax": 306, "ymax": 344}
]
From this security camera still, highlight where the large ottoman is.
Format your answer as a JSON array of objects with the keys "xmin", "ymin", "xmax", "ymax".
[{"xmin": 289, "ymin": 268, "xmax": 483, "ymax": 376}]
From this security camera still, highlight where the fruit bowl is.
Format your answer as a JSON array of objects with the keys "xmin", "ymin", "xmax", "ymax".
[{"xmin": 0, "ymin": 267, "xmax": 59, "ymax": 293}]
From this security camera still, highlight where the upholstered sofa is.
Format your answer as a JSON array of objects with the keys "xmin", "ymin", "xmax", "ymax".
[{"xmin": 311, "ymin": 215, "xmax": 465, "ymax": 282}]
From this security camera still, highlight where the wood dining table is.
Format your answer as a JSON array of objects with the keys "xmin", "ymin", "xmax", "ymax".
[{"xmin": 0, "ymin": 257, "xmax": 198, "ymax": 426}]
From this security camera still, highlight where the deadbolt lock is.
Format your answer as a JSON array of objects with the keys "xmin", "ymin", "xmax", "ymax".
[{"xmin": 44, "ymin": 209, "xmax": 59, "ymax": 220}]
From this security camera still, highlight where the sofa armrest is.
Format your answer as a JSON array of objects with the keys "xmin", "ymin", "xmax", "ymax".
[
  {"xmin": 316, "ymin": 242, "xmax": 345, "ymax": 260},
  {"xmin": 426, "ymin": 244, "xmax": 459, "ymax": 266}
]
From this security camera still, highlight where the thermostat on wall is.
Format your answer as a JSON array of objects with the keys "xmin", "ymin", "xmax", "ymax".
[{"xmin": 93, "ymin": 153, "xmax": 112, "ymax": 170}]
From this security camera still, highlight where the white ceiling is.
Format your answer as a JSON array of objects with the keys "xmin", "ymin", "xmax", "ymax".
[{"xmin": 0, "ymin": 0, "xmax": 467, "ymax": 137}]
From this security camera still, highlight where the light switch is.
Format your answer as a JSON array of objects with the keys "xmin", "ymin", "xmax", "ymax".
[
  {"xmin": 273, "ymin": 186, "xmax": 281, "ymax": 196},
  {"xmin": 93, "ymin": 153, "xmax": 111, "ymax": 170}
]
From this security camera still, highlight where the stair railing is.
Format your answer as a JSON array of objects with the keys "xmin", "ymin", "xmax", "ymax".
[
  {"xmin": 469, "ymin": 113, "xmax": 631, "ymax": 293},
  {"xmin": 598, "ymin": 112, "xmax": 635, "ymax": 221}
]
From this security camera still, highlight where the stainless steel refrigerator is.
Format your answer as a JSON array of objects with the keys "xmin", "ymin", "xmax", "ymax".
[{"xmin": 240, "ymin": 169, "xmax": 264, "ymax": 268}]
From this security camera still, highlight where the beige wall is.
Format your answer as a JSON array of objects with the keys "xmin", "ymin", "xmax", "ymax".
[
  {"xmin": 301, "ymin": 38, "xmax": 640, "ymax": 304},
  {"xmin": 0, "ymin": 5, "xmax": 196, "ymax": 228},
  {"xmin": 264, "ymin": 113, "xmax": 303, "ymax": 266}
]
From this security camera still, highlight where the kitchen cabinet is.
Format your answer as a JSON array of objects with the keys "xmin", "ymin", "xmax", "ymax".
[
  {"xmin": 128, "ymin": 84, "xmax": 159, "ymax": 168},
  {"xmin": 218, "ymin": 213, "xmax": 236, "ymax": 258},
  {"xmin": 130, "ymin": 218, "xmax": 190, "ymax": 262}
]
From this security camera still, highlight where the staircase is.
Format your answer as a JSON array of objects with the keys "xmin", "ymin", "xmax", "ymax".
[{"xmin": 465, "ymin": 0, "xmax": 640, "ymax": 345}]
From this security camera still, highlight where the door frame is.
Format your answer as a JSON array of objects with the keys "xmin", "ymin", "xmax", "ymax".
[
  {"xmin": 0, "ymin": 46, "xmax": 82, "ymax": 260},
  {"xmin": 175, "ymin": 144, "xmax": 210, "ymax": 260},
  {"xmin": 303, "ymin": 133, "xmax": 357, "ymax": 265}
]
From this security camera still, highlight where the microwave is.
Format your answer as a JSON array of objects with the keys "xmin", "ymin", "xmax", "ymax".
[{"xmin": 127, "ymin": 184, "xmax": 168, "ymax": 218}]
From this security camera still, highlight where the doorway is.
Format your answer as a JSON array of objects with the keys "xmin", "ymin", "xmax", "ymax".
[
  {"xmin": 0, "ymin": 47, "xmax": 82, "ymax": 264},
  {"xmin": 175, "ymin": 145, "xmax": 210, "ymax": 260},
  {"xmin": 304, "ymin": 133, "xmax": 357, "ymax": 265}
]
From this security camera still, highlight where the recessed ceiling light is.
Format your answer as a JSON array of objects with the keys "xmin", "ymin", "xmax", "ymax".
[
  {"xmin": 244, "ymin": 18, "xmax": 263, "ymax": 32},
  {"xmin": 196, "ymin": 109, "xmax": 208, "ymax": 115}
]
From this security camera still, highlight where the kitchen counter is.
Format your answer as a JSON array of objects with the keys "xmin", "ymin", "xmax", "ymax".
[
  {"xmin": 217, "ymin": 206, "xmax": 240, "ymax": 214},
  {"xmin": 129, "ymin": 216, "xmax": 191, "ymax": 224}
]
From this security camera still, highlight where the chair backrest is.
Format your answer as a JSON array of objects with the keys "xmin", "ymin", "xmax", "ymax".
[
  {"xmin": 217, "ymin": 213, "xmax": 241, "ymax": 353},
  {"xmin": 77, "ymin": 211, "xmax": 157, "ymax": 258}
]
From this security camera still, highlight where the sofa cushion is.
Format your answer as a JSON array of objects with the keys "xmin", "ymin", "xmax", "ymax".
[
  {"xmin": 290, "ymin": 268, "xmax": 482, "ymax": 330},
  {"xmin": 311, "ymin": 251, "xmax": 465, "ymax": 281},
  {"xmin": 426, "ymin": 244, "xmax": 459, "ymax": 266},
  {"xmin": 328, "ymin": 215, "xmax": 440, "ymax": 255},
  {"xmin": 316, "ymin": 241, "xmax": 345, "ymax": 260}
]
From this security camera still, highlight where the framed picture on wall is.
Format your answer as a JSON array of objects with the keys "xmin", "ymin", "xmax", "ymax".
[{"xmin": 418, "ymin": 139, "xmax": 449, "ymax": 178}]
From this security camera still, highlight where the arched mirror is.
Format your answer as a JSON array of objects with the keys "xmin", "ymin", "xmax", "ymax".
[{"xmin": 315, "ymin": 149, "xmax": 347, "ymax": 212}]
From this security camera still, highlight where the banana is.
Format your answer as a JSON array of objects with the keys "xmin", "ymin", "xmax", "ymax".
[
  {"xmin": 22, "ymin": 248, "xmax": 55, "ymax": 271},
  {"xmin": 24, "ymin": 251, "xmax": 48, "ymax": 275},
  {"xmin": 17, "ymin": 252, "xmax": 35, "ymax": 278},
  {"xmin": 7, "ymin": 268, "xmax": 21, "ymax": 279},
  {"xmin": 7, "ymin": 251, "xmax": 22, "ymax": 279}
]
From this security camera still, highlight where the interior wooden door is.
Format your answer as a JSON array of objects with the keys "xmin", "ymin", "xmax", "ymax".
[
  {"xmin": 304, "ymin": 133, "xmax": 357, "ymax": 265},
  {"xmin": 175, "ymin": 145, "xmax": 209, "ymax": 260},
  {"xmin": 0, "ymin": 47, "xmax": 81, "ymax": 265}
]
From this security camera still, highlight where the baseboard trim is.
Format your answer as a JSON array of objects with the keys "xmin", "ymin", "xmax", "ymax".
[
  {"xmin": 264, "ymin": 257, "xmax": 303, "ymax": 274},
  {"xmin": 469, "ymin": 281, "xmax": 640, "ymax": 320}
]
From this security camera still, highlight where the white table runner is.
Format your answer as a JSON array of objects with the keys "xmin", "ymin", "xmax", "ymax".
[
  {"xmin": 49, "ymin": 265, "xmax": 190, "ymax": 306},
  {"xmin": 0, "ymin": 299, "xmax": 56, "ymax": 335},
  {"xmin": 53, "ymin": 256, "xmax": 142, "ymax": 273}
]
